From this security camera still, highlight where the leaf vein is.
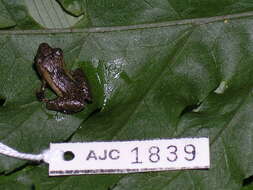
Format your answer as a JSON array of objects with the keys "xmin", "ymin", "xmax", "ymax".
[{"xmin": 1, "ymin": 11, "xmax": 253, "ymax": 34}]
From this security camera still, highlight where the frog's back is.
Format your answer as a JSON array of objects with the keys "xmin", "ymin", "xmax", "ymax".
[{"xmin": 50, "ymin": 67, "xmax": 84, "ymax": 97}]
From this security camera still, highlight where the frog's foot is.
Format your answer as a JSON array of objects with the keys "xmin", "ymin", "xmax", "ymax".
[
  {"xmin": 85, "ymin": 96, "xmax": 92, "ymax": 103},
  {"xmin": 46, "ymin": 97, "xmax": 85, "ymax": 114},
  {"xmin": 36, "ymin": 90, "xmax": 47, "ymax": 102},
  {"xmin": 71, "ymin": 68, "xmax": 85, "ymax": 81},
  {"xmin": 36, "ymin": 80, "xmax": 48, "ymax": 102}
]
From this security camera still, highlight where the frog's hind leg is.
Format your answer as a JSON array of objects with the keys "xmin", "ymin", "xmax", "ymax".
[
  {"xmin": 72, "ymin": 68, "xmax": 92, "ymax": 102},
  {"xmin": 45, "ymin": 97, "xmax": 85, "ymax": 114}
]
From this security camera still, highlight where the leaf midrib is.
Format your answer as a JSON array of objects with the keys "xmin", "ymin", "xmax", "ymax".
[{"xmin": 0, "ymin": 11, "xmax": 252, "ymax": 35}]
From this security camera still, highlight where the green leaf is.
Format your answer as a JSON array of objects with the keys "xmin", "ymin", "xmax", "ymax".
[
  {"xmin": 57, "ymin": 0, "xmax": 84, "ymax": 16},
  {"xmin": 58, "ymin": 0, "xmax": 253, "ymax": 27},
  {"xmin": 0, "ymin": 0, "xmax": 41, "ymax": 29},
  {"xmin": 242, "ymin": 184, "xmax": 253, "ymax": 190},
  {"xmin": 0, "ymin": 1, "xmax": 253, "ymax": 190},
  {"xmin": 0, "ymin": 1, "xmax": 16, "ymax": 28},
  {"xmin": 24, "ymin": 0, "xmax": 84, "ymax": 28},
  {"xmin": 0, "ymin": 0, "xmax": 85, "ymax": 29},
  {"xmin": 0, "ymin": 35, "xmax": 102, "ymax": 172}
]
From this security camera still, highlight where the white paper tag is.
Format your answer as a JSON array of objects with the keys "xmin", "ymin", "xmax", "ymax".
[{"xmin": 48, "ymin": 137, "xmax": 210, "ymax": 176}]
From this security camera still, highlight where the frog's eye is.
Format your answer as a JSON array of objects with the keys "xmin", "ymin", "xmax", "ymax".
[
  {"xmin": 54, "ymin": 48, "xmax": 63, "ymax": 56},
  {"xmin": 36, "ymin": 58, "xmax": 42, "ymax": 64}
]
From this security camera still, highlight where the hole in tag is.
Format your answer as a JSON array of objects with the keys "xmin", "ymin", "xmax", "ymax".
[{"xmin": 63, "ymin": 151, "xmax": 75, "ymax": 161}]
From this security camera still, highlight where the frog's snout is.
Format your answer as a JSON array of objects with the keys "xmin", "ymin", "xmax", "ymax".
[
  {"xmin": 39, "ymin": 42, "xmax": 51, "ymax": 50},
  {"xmin": 37, "ymin": 43, "xmax": 53, "ymax": 57}
]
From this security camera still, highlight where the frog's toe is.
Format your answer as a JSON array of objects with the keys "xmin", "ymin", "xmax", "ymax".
[
  {"xmin": 36, "ymin": 90, "xmax": 45, "ymax": 101},
  {"xmin": 85, "ymin": 97, "xmax": 92, "ymax": 104}
]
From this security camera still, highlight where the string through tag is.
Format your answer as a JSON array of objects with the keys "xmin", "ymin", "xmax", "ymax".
[{"xmin": 0, "ymin": 142, "xmax": 51, "ymax": 163}]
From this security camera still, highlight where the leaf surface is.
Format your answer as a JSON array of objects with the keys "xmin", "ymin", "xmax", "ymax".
[
  {"xmin": 0, "ymin": 1, "xmax": 16, "ymax": 28},
  {"xmin": 0, "ymin": 1, "xmax": 253, "ymax": 190},
  {"xmin": 24, "ymin": 0, "xmax": 83, "ymax": 28}
]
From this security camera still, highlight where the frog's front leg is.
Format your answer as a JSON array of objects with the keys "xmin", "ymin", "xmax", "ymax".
[
  {"xmin": 36, "ymin": 79, "xmax": 47, "ymax": 102},
  {"xmin": 46, "ymin": 97, "xmax": 85, "ymax": 114}
]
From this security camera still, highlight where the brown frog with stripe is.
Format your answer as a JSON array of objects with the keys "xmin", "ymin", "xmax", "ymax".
[{"xmin": 35, "ymin": 43, "xmax": 91, "ymax": 114}]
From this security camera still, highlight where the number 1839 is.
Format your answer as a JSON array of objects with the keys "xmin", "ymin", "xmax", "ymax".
[{"xmin": 131, "ymin": 144, "xmax": 196, "ymax": 164}]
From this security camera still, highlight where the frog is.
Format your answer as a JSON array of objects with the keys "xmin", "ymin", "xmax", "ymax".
[{"xmin": 35, "ymin": 43, "xmax": 91, "ymax": 114}]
